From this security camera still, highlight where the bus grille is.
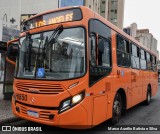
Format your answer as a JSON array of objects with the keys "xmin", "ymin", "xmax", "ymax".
[
  {"xmin": 20, "ymin": 106, "xmax": 53, "ymax": 120},
  {"xmin": 15, "ymin": 82, "xmax": 65, "ymax": 94}
]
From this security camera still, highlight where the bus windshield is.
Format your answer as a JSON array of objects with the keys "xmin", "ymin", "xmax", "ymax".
[{"xmin": 16, "ymin": 27, "xmax": 85, "ymax": 80}]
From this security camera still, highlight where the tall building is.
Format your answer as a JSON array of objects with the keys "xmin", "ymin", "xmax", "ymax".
[
  {"xmin": 107, "ymin": 0, "xmax": 125, "ymax": 29},
  {"xmin": 100, "ymin": 0, "xmax": 109, "ymax": 19},
  {"xmin": 59, "ymin": 0, "xmax": 125, "ymax": 29},
  {"xmin": 123, "ymin": 23, "xmax": 158, "ymax": 54},
  {"xmin": 85, "ymin": 0, "xmax": 101, "ymax": 14}
]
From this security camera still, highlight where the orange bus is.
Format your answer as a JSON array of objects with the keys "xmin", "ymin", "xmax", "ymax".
[{"xmin": 7, "ymin": 6, "xmax": 158, "ymax": 129}]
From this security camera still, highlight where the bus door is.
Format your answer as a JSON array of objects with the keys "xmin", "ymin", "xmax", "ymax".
[
  {"xmin": 1, "ymin": 39, "xmax": 18, "ymax": 100},
  {"xmin": 131, "ymin": 44, "xmax": 142, "ymax": 106},
  {"xmin": 89, "ymin": 34, "xmax": 110, "ymax": 125}
]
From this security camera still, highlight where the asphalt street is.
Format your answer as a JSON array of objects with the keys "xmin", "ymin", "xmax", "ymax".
[{"xmin": 2, "ymin": 85, "xmax": 160, "ymax": 134}]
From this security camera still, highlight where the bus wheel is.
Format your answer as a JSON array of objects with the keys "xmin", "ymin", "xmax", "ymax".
[
  {"xmin": 145, "ymin": 86, "xmax": 151, "ymax": 105},
  {"xmin": 110, "ymin": 92, "xmax": 122, "ymax": 125}
]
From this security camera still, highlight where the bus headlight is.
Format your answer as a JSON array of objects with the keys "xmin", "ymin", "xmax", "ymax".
[
  {"xmin": 72, "ymin": 94, "xmax": 83, "ymax": 104},
  {"xmin": 59, "ymin": 90, "xmax": 85, "ymax": 114}
]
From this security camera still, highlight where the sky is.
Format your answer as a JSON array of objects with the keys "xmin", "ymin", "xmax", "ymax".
[{"xmin": 124, "ymin": 0, "xmax": 160, "ymax": 51}]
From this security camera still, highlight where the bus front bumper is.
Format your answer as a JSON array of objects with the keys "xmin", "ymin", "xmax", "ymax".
[{"xmin": 12, "ymin": 96, "xmax": 89, "ymax": 129}]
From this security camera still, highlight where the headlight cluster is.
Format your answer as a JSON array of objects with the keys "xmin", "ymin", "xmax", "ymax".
[{"xmin": 59, "ymin": 90, "xmax": 85, "ymax": 114}]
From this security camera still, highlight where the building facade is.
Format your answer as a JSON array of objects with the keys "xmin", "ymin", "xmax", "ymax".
[
  {"xmin": 124, "ymin": 23, "xmax": 158, "ymax": 58},
  {"xmin": 0, "ymin": 0, "xmax": 58, "ymax": 30},
  {"xmin": 85, "ymin": 0, "xmax": 101, "ymax": 14},
  {"xmin": 107, "ymin": 0, "xmax": 124, "ymax": 29}
]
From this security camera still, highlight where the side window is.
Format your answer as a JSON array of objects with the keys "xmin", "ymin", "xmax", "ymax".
[
  {"xmin": 131, "ymin": 44, "xmax": 140, "ymax": 69},
  {"xmin": 98, "ymin": 36, "xmax": 111, "ymax": 67},
  {"xmin": 151, "ymin": 55, "xmax": 157, "ymax": 71},
  {"xmin": 116, "ymin": 34, "xmax": 130, "ymax": 67},
  {"xmin": 140, "ymin": 49, "xmax": 147, "ymax": 70},
  {"xmin": 89, "ymin": 34, "xmax": 112, "ymax": 85},
  {"xmin": 146, "ymin": 53, "xmax": 151, "ymax": 70},
  {"xmin": 89, "ymin": 19, "xmax": 112, "ymax": 85}
]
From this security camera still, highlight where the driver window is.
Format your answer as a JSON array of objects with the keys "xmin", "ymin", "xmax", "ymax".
[
  {"xmin": 89, "ymin": 34, "xmax": 112, "ymax": 85},
  {"xmin": 98, "ymin": 37, "xmax": 111, "ymax": 67}
]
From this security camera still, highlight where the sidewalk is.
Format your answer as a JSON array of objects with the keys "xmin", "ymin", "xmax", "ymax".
[{"xmin": 0, "ymin": 84, "xmax": 21, "ymax": 125}]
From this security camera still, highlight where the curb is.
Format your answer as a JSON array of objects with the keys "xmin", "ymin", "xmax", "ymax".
[{"xmin": 0, "ymin": 117, "xmax": 22, "ymax": 126}]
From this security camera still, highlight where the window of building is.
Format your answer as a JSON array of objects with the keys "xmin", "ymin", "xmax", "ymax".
[
  {"xmin": 111, "ymin": 1, "xmax": 118, "ymax": 6},
  {"xmin": 102, "ymin": 1, "xmax": 106, "ymax": 4},
  {"xmin": 111, "ymin": 18, "xmax": 117, "ymax": 22},
  {"xmin": 117, "ymin": 34, "xmax": 130, "ymax": 67},
  {"xmin": 131, "ymin": 44, "xmax": 140, "ymax": 69},
  {"xmin": 114, "ymin": 9, "xmax": 117, "ymax": 14},
  {"xmin": 110, "ymin": 9, "xmax": 117, "ymax": 14}
]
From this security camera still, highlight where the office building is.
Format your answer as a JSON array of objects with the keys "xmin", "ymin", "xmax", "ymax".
[
  {"xmin": 107, "ymin": 0, "xmax": 125, "ymax": 29},
  {"xmin": 124, "ymin": 23, "xmax": 158, "ymax": 54}
]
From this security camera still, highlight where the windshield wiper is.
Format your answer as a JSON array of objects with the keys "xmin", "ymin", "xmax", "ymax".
[
  {"xmin": 42, "ymin": 25, "xmax": 64, "ymax": 71},
  {"xmin": 44, "ymin": 24, "xmax": 64, "ymax": 50}
]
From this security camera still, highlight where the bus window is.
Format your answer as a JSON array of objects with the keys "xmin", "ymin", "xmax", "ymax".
[
  {"xmin": 17, "ymin": 27, "xmax": 85, "ymax": 80},
  {"xmin": 89, "ymin": 34, "xmax": 111, "ymax": 85},
  {"xmin": 89, "ymin": 19, "xmax": 112, "ymax": 85},
  {"xmin": 140, "ymin": 49, "xmax": 147, "ymax": 70},
  {"xmin": 151, "ymin": 56, "xmax": 157, "ymax": 71},
  {"xmin": 131, "ymin": 44, "xmax": 140, "ymax": 69},
  {"xmin": 146, "ymin": 52, "xmax": 151, "ymax": 70},
  {"xmin": 98, "ymin": 36, "xmax": 111, "ymax": 67},
  {"xmin": 116, "ymin": 34, "xmax": 130, "ymax": 67}
]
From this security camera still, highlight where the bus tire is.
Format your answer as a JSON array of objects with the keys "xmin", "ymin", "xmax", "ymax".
[
  {"xmin": 110, "ymin": 92, "xmax": 122, "ymax": 125},
  {"xmin": 145, "ymin": 86, "xmax": 151, "ymax": 105}
]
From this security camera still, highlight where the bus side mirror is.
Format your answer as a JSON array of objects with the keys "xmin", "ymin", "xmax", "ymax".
[{"xmin": 6, "ymin": 43, "xmax": 19, "ymax": 65}]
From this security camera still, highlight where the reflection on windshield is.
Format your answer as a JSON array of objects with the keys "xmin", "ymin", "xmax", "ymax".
[{"xmin": 16, "ymin": 27, "xmax": 85, "ymax": 80}]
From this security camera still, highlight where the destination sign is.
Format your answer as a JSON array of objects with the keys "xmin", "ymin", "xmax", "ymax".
[{"xmin": 22, "ymin": 8, "xmax": 82, "ymax": 32}]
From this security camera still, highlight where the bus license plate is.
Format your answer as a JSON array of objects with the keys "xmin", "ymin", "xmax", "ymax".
[{"xmin": 27, "ymin": 110, "xmax": 39, "ymax": 118}]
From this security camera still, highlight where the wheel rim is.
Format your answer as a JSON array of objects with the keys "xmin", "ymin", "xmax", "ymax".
[{"xmin": 113, "ymin": 94, "xmax": 122, "ymax": 122}]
